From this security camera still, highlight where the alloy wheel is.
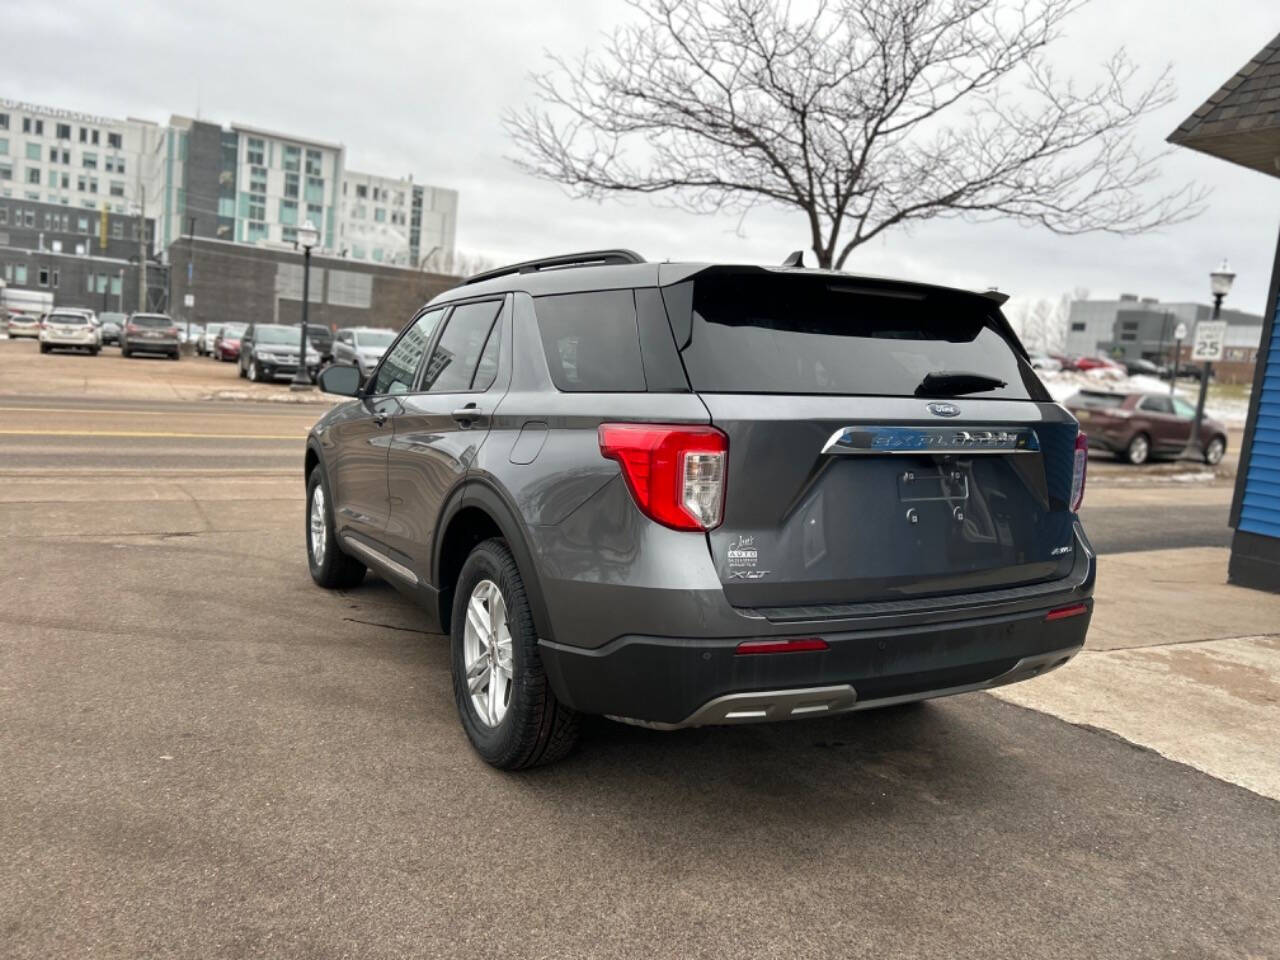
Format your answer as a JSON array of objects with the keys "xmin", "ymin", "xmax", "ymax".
[
  {"xmin": 309, "ymin": 484, "xmax": 327, "ymax": 566},
  {"xmin": 1129, "ymin": 434, "xmax": 1149, "ymax": 464},
  {"xmin": 462, "ymin": 579, "xmax": 514, "ymax": 727},
  {"xmin": 1206, "ymin": 437, "xmax": 1225, "ymax": 466}
]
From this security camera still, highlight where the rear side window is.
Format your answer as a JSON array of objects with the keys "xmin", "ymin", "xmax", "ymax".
[
  {"xmin": 534, "ymin": 291, "xmax": 646, "ymax": 392},
  {"xmin": 677, "ymin": 273, "xmax": 1041, "ymax": 400}
]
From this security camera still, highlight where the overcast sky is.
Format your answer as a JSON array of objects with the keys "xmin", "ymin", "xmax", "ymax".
[{"xmin": 7, "ymin": 0, "xmax": 1280, "ymax": 316}]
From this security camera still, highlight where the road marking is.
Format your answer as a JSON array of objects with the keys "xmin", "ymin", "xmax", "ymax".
[{"xmin": 0, "ymin": 429, "xmax": 303, "ymax": 439}]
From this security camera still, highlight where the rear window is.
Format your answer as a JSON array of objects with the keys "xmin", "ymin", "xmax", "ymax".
[
  {"xmin": 677, "ymin": 272, "xmax": 1041, "ymax": 399},
  {"xmin": 1071, "ymin": 391, "xmax": 1126, "ymax": 410},
  {"xmin": 131, "ymin": 315, "xmax": 172, "ymax": 328},
  {"xmin": 534, "ymin": 291, "xmax": 646, "ymax": 392},
  {"xmin": 48, "ymin": 313, "xmax": 87, "ymax": 325},
  {"xmin": 221, "ymin": 324, "xmax": 246, "ymax": 337}
]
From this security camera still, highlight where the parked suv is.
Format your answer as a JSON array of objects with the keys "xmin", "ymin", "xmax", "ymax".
[
  {"xmin": 332, "ymin": 326, "xmax": 395, "ymax": 377},
  {"xmin": 305, "ymin": 251, "xmax": 1095, "ymax": 769},
  {"xmin": 1064, "ymin": 389, "xmax": 1227, "ymax": 465},
  {"xmin": 120, "ymin": 313, "xmax": 180, "ymax": 359},
  {"xmin": 39, "ymin": 310, "xmax": 102, "ymax": 355},
  {"xmin": 239, "ymin": 323, "xmax": 321, "ymax": 382}
]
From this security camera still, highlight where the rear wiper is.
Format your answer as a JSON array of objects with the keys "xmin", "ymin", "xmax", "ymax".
[{"xmin": 914, "ymin": 370, "xmax": 1007, "ymax": 397}]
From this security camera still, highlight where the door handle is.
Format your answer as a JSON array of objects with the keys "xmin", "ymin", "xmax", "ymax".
[
  {"xmin": 373, "ymin": 412, "xmax": 388, "ymax": 427},
  {"xmin": 451, "ymin": 403, "xmax": 486, "ymax": 428}
]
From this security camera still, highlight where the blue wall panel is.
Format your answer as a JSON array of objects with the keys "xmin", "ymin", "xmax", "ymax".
[{"xmin": 1239, "ymin": 299, "xmax": 1280, "ymax": 539}]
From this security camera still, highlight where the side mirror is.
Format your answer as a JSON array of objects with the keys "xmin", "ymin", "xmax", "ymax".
[{"xmin": 317, "ymin": 363, "xmax": 362, "ymax": 397}]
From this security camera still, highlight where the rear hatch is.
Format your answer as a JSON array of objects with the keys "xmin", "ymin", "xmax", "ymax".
[{"xmin": 662, "ymin": 268, "xmax": 1080, "ymax": 609}]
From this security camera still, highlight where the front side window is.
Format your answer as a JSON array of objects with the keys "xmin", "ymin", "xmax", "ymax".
[
  {"xmin": 422, "ymin": 300, "xmax": 503, "ymax": 393},
  {"xmin": 372, "ymin": 309, "xmax": 444, "ymax": 396},
  {"xmin": 1172, "ymin": 396, "xmax": 1195, "ymax": 419}
]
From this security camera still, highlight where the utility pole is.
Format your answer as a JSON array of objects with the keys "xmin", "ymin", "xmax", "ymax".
[
  {"xmin": 185, "ymin": 215, "xmax": 197, "ymax": 340},
  {"xmin": 137, "ymin": 183, "xmax": 147, "ymax": 313}
]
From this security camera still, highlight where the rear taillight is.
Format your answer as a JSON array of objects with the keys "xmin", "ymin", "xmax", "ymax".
[
  {"xmin": 598, "ymin": 423, "xmax": 728, "ymax": 530},
  {"xmin": 126, "ymin": 324, "xmax": 139, "ymax": 333},
  {"xmin": 167, "ymin": 327, "xmax": 179, "ymax": 337},
  {"xmin": 1070, "ymin": 431, "xmax": 1088, "ymax": 512}
]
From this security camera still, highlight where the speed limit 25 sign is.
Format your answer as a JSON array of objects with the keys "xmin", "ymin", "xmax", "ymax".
[{"xmin": 1191, "ymin": 320, "xmax": 1227, "ymax": 362}]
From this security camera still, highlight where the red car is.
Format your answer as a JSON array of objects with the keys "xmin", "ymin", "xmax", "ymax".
[
  {"xmin": 1065, "ymin": 390, "xmax": 1227, "ymax": 465},
  {"xmin": 1073, "ymin": 355, "xmax": 1124, "ymax": 372},
  {"xmin": 213, "ymin": 323, "xmax": 247, "ymax": 362}
]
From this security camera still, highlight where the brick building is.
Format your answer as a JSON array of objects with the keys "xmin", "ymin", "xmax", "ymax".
[{"xmin": 167, "ymin": 236, "xmax": 459, "ymax": 333}]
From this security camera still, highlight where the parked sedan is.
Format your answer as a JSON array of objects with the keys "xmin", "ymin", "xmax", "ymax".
[
  {"xmin": 213, "ymin": 323, "xmax": 247, "ymax": 362},
  {"xmin": 238, "ymin": 323, "xmax": 322, "ymax": 382},
  {"xmin": 1074, "ymin": 355, "xmax": 1124, "ymax": 373},
  {"xmin": 99, "ymin": 312, "xmax": 128, "ymax": 345},
  {"xmin": 1065, "ymin": 389, "xmax": 1228, "ymax": 465},
  {"xmin": 332, "ymin": 326, "xmax": 395, "ymax": 378},
  {"xmin": 7, "ymin": 313, "xmax": 42, "ymax": 339},
  {"xmin": 1028, "ymin": 353, "xmax": 1062, "ymax": 373},
  {"xmin": 1124, "ymin": 358, "xmax": 1166, "ymax": 377},
  {"xmin": 39, "ymin": 310, "xmax": 101, "ymax": 355},
  {"xmin": 120, "ymin": 313, "xmax": 181, "ymax": 360}
]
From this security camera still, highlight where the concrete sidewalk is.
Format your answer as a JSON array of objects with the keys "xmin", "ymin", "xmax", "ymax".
[{"xmin": 994, "ymin": 546, "xmax": 1280, "ymax": 800}]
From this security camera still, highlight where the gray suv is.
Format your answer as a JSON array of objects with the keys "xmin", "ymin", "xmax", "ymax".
[{"xmin": 306, "ymin": 251, "xmax": 1095, "ymax": 769}]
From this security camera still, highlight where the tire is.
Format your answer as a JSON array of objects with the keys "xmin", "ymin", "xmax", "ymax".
[
  {"xmin": 122, "ymin": 346, "xmax": 131, "ymax": 358},
  {"xmin": 1204, "ymin": 435, "xmax": 1226, "ymax": 466},
  {"xmin": 170, "ymin": 351, "xmax": 180, "ymax": 361},
  {"xmin": 450, "ymin": 539, "xmax": 580, "ymax": 770},
  {"xmin": 1125, "ymin": 432, "xmax": 1151, "ymax": 465},
  {"xmin": 39, "ymin": 343, "xmax": 49, "ymax": 354},
  {"xmin": 247, "ymin": 360, "xmax": 259, "ymax": 382},
  {"xmin": 90, "ymin": 347, "xmax": 100, "ymax": 356},
  {"xmin": 305, "ymin": 467, "xmax": 366, "ymax": 589}
]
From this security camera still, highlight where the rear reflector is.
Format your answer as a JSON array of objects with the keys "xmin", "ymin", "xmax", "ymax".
[
  {"xmin": 1045, "ymin": 603, "xmax": 1088, "ymax": 622},
  {"xmin": 735, "ymin": 638, "xmax": 829, "ymax": 655}
]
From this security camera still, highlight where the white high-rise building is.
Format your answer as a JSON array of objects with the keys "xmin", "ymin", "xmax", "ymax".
[
  {"xmin": 339, "ymin": 171, "xmax": 458, "ymax": 267},
  {"xmin": 0, "ymin": 97, "xmax": 161, "ymax": 215}
]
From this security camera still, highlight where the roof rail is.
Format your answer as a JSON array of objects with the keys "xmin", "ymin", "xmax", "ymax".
[{"xmin": 462, "ymin": 249, "xmax": 645, "ymax": 286}]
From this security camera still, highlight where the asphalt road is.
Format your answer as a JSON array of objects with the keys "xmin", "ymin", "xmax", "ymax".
[
  {"xmin": 2, "ymin": 394, "xmax": 1277, "ymax": 959},
  {"xmin": 1080, "ymin": 500, "xmax": 1232, "ymax": 553}
]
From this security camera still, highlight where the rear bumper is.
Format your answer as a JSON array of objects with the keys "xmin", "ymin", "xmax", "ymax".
[
  {"xmin": 539, "ymin": 602, "xmax": 1089, "ymax": 727},
  {"xmin": 126, "ymin": 338, "xmax": 179, "ymax": 352}
]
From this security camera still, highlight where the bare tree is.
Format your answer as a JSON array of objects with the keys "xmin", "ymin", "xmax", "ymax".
[
  {"xmin": 507, "ymin": 0, "xmax": 1205, "ymax": 268},
  {"xmin": 422, "ymin": 249, "xmax": 500, "ymax": 277},
  {"xmin": 1012, "ymin": 285, "xmax": 1087, "ymax": 352}
]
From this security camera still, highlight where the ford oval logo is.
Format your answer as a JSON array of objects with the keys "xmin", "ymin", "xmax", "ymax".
[{"xmin": 928, "ymin": 402, "xmax": 961, "ymax": 418}]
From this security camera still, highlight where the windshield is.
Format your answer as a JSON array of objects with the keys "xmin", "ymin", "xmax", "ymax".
[
  {"xmin": 49, "ymin": 313, "xmax": 88, "ymax": 325},
  {"xmin": 254, "ymin": 325, "xmax": 302, "ymax": 345},
  {"xmin": 356, "ymin": 330, "xmax": 394, "ymax": 348},
  {"xmin": 677, "ymin": 272, "xmax": 1043, "ymax": 399},
  {"xmin": 101, "ymin": 313, "xmax": 126, "ymax": 324},
  {"xmin": 131, "ymin": 315, "xmax": 173, "ymax": 328},
  {"xmin": 206, "ymin": 324, "xmax": 225, "ymax": 336},
  {"xmin": 220, "ymin": 324, "xmax": 246, "ymax": 338}
]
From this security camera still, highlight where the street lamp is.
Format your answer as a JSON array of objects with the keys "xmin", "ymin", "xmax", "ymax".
[
  {"xmin": 1190, "ymin": 259, "xmax": 1236, "ymax": 457},
  {"xmin": 291, "ymin": 220, "xmax": 320, "ymax": 391}
]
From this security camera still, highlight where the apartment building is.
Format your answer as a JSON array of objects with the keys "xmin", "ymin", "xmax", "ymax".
[
  {"xmin": 0, "ymin": 98, "xmax": 159, "ymax": 214},
  {"xmin": 339, "ymin": 171, "xmax": 457, "ymax": 267}
]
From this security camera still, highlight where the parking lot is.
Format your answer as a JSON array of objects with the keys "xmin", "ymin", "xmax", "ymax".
[{"xmin": 2, "ymin": 338, "xmax": 1278, "ymax": 958}]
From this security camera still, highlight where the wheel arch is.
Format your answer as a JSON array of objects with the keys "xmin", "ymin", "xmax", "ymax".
[{"xmin": 433, "ymin": 480, "xmax": 554, "ymax": 642}]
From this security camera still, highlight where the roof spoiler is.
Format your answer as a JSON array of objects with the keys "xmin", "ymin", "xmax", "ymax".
[
  {"xmin": 463, "ymin": 249, "xmax": 645, "ymax": 286},
  {"xmin": 980, "ymin": 288, "xmax": 1010, "ymax": 306}
]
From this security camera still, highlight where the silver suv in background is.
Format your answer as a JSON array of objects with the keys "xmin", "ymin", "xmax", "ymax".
[
  {"xmin": 332, "ymin": 326, "xmax": 395, "ymax": 378},
  {"xmin": 120, "ymin": 313, "xmax": 181, "ymax": 360},
  {"xmin": 39, "ymin": 310, "xmax": 101, "ymax": 355},
  {"xmin": 305, "ymin": 250, "xmax": 1095, "ymax": 770}
]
